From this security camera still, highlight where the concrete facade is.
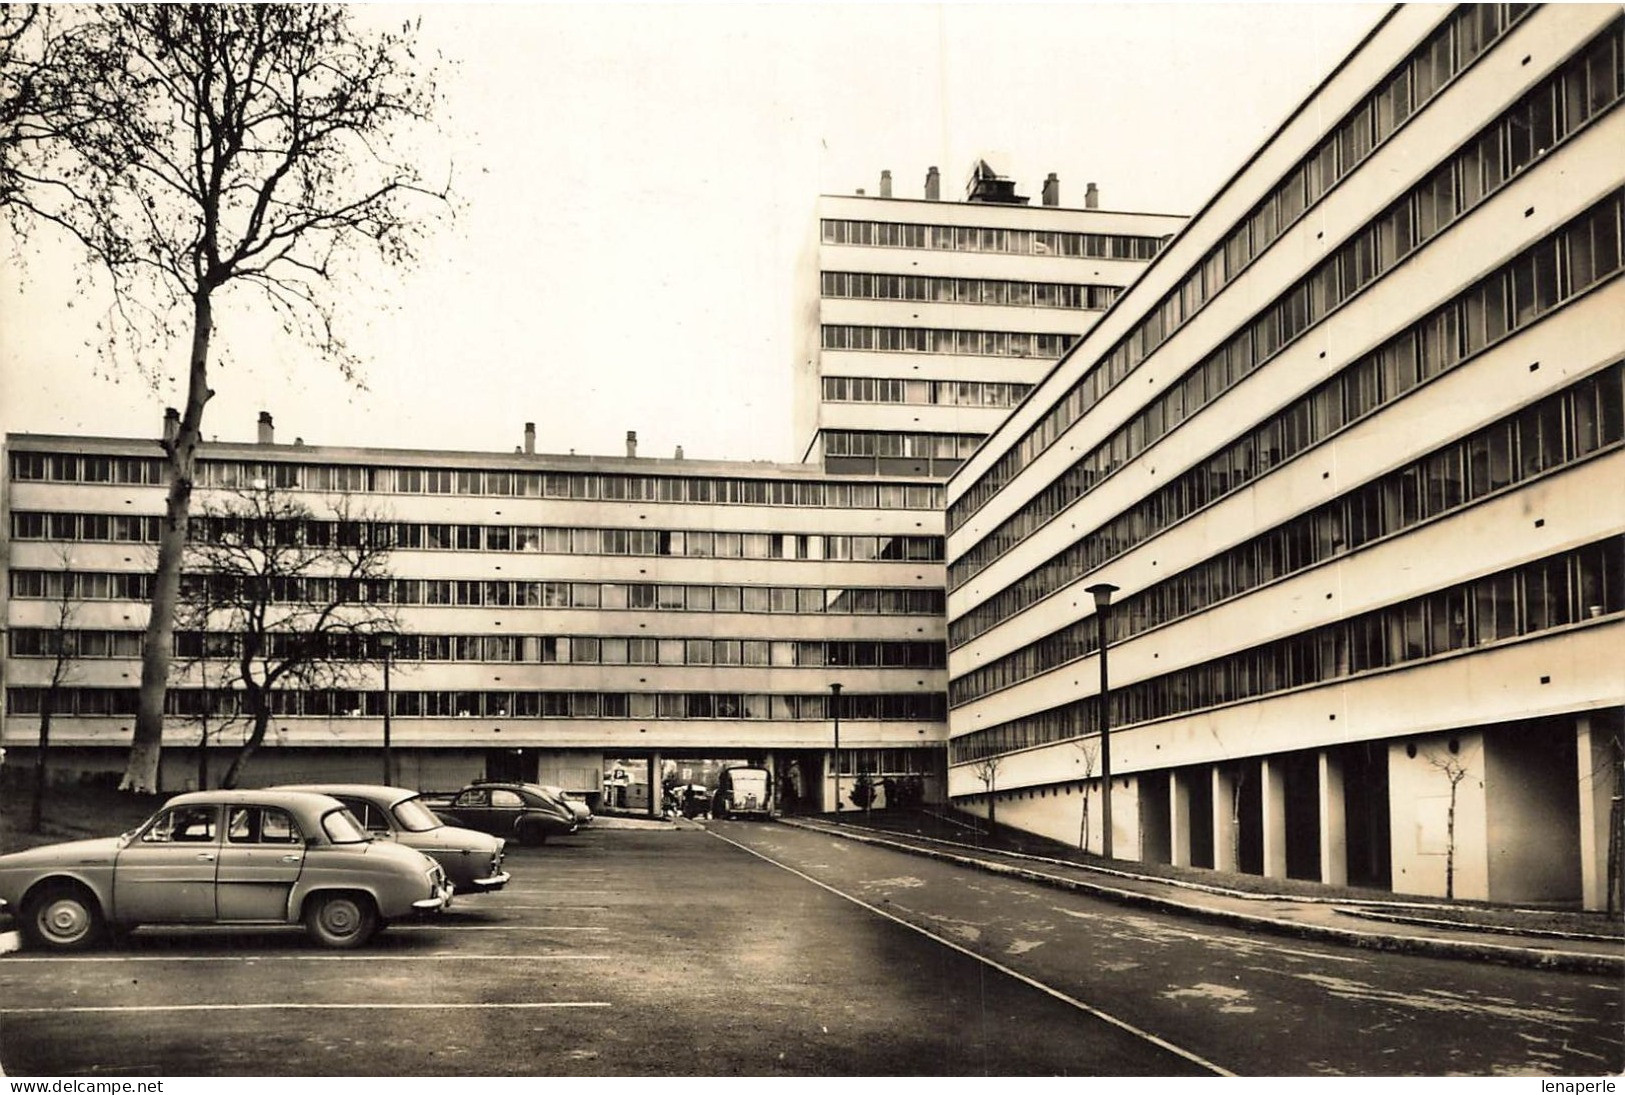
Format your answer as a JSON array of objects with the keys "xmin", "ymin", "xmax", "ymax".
[
  {"xmin": 943, "ymin": 4, "xmax": 1625, "ymax": 908},
  {"xmin": 794, "ymin": 167, "xmax": 1185, "ymax": 477},
  {"xmin": 1, "ymin": 427, "xmax": 949, "ymax": 810}
]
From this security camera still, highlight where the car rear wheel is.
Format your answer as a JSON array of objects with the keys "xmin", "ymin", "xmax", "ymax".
[
  {"xmin": 21, "ymin": 882, "xmax": 106, "ymax": 952},
  {"xmin": 303, "ymin": 892, "xmax": 378, "ymax": 949},
  {"xmin": 516, "ymin": 820, "xmax": 547, "ymax": 847}
]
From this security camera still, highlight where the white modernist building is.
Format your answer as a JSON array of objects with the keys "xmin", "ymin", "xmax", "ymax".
[
  {"xmin": 795, "ymin": 164, "xmax": 1185, "ymax": 478},
  {"xmin": 944, "ymin": 4, "xmax": 1624, "ymax": 908},
  {"xmin": 2, "ymin": 420, "xmax": 948, "ymax": 810}
]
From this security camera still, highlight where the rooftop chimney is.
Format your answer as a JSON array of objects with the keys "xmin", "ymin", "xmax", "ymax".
[
  {"xmin": 524, "ymin": 422, "xmax": 536, "ymax": 454},
  {"xmin": 925, "ymin": 166, "xmax": 940, "ymax": 201},
  {"xmin": 626, "ymin": 430, "xmax": 638, "ymax": 459},
  {"xmin": 674, "ymin": 445, "xmax": 684, "ymax": 460},
  {"xmin": 880, "ymin": 170, "xmax": 892, "ymax": 198},
  {"xmin": 162, "ymin": 407, "xmax": 180, "ymax": 446},
  {"xmin": 257, "ymin": 411, "xmax": 274, "ymax": 445},
  {"xmin": 1042, "ymin": 173, "xmax": 1059, "ymax": 207},
  {"xmin": 1085, "ymin": 182, "xmax": 1099, "ymax": 210}
]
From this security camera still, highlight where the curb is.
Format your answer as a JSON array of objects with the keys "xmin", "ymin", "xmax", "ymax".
[{"xmin": 781, "ymin": 820, "xmax": 1625, "ymax": 976}]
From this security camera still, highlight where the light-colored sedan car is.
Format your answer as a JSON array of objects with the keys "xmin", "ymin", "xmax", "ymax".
[
  {"xmin": 0, "ymin": 789, "xmax": 452, "ymax": 951},
  {"xmin": 275, "ymin": 784, "xmax": 509, "ymax": 895}
]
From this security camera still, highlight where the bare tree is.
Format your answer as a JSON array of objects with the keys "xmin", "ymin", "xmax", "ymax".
[
  {"xmin": 168, "ymin": 572, "xmax": 242, "ymax": 793},
  {"xmin": 1423, "ymin": 742, "xmax": 1480, "ymax": 901},
  {"xmin": 0, "ymin": 5, "xmax": 141, "ymax": 212},
  {"xmin": 4, "ymin": 6, "xmax": 450, "ymax": 792},
  {"xmin": 181, "ymin": 482, "xmax": 399, "ymax": 789},
  {"xmin": 26, "ymin": 549, "xmax": 82, "ymax": 832},
  {"xmin": 971, "ymin": 754, "xmax": 1003, "ymax": 835},
  {"xmin": 1072, "ymin": 734, "xmax": 1098, "ymax": 853}
]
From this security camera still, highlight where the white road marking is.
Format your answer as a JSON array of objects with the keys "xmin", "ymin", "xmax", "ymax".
[
  {"xmin": 0, "ymin": 954, "xmax": 612, "ymax": 963},
  {"xmin": 709, "ymin": 828, "xmax": 1235, "ymax": 1078},
  {"xmin": 387, "ymin": 924, "xmax": 606, "ymax": 932},
  {"xmin": 492, "ymin": 905, "xmax": 610, "ymax": 911},
  {"xmin": 502, "ymin": 890, "xmax": 613, "ymax": 897},
  {"xmin": 0, "ymin": 1002, "xmax": 612, "ymax": 1014}
]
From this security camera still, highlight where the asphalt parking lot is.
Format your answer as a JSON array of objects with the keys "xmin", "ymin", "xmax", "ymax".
[{"xmin": 0, "ymin": 821, "xmax": 1201, "ymax": 1077}]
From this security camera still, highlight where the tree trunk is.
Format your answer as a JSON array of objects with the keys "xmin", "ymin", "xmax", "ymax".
[
  {"xmin": 123, "ymin": 292, "xmax": 213, "ymax": 794},
  {"xmin": 1446, "ymin": 795, "xmax": 1457, "ymax": 900},
  {"xmin": 29, "ymin": 702, "xmax": 52, "ymax": 833},
  {"xmin": 197, "ymin": 712, "xmax": 209, "ymax": 793},
  {"xmin": 222, "ymin": 699, "xmax": 271, "ymax": 790}
]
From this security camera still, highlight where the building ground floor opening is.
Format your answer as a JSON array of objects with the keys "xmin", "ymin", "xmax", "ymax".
[
  {"xmin": 2, "ymin": 738, "xmax": 948, "ymax": 821},
  {"xmin": 953, "ymin": 708, "xmax": 1623, "ymax": 912}
]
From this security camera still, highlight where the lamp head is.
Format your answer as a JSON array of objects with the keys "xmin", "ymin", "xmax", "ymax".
[
  {"xmin": 379, "ymin": 632, "xmax": 397, "ymax": 652},
  {"xmin": 829, "ymin": 682, "xmax": 843, "ymax": 695},
  {"xmin": 1084, "ymin": 582, "xmax": 1120, "ymax": 610}
]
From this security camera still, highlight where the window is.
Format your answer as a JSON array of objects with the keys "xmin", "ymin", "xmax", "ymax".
[
  {"xmin": 143, "ymin": 805, "xmax": 219, "ymax": 844},
  {"xmin": 228, "ymin": 806, "xmax": 301, "ymax": 844}
]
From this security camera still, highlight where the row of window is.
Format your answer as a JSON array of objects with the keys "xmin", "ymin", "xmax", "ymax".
[
  {"xmin": 822, "ymin": 431, "xmax": 984, "ymax": 461},
  {"xmin": 821, "ymin": 271, "xmax": 1121, "ymax": 311},
  {"xmin": 949, "ymin": 189, "xmax": 1625, "ymax": 593},
  {"xmin": 949, "ymin": 367, "xmax": 1622, "ymax": 700},
  {"xmin": 950, "ymin": 539, "xmax": 1622, "ymax": 764},
  {"xmin": 9, "ymin": 455, "xmax": 944, "ymax": 510},
  {"xmin": 820, "ymin": 218, "xmax": 1165, "ymax": 261},
  {"xmin": 821, "ymin": 325, "xmax": 1076, "ymax": 360},
  {"xmin": 5, "ymin": 687, "xmax": 948, "ymax": 723},
  {"xmin": 8, "ymin": 569, "xmax": 155, "ymax": 603},
  {"xmin": 13, "ymin": 629, "xmax": 947, "ymax": 669},
  {"xmin": 950, "ymin": 4, "xmax": 1563, "ymax": 529},
  {"xmin": 832, "ymin": 749, "xmax": 936, "ymax": 777},
  {"xmin": 10, "ymin": 569, "xmax": 946, "ymax": 618},
  {"xmin": 11, "ymin": 513, "xmax": 947, "ymax": 563},
  {"xmin": 821, "ymin": 377, "xmax": 1032, "ymax": 409}
]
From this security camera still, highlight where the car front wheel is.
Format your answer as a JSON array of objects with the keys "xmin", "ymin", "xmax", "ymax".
[
  {"xmin": 303, "ymin": 892, "xmax": 378, "ymax": 949},
  {"xmin": 21, "ymin": 882, "xmax": 106, "ymax": 951}
]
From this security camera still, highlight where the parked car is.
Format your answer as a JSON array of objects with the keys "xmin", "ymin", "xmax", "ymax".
[
  {"xmin": 274, "ymin": 784, "xmax": 509, "ymax": 895},
  {"xmin": 536, "ymin": 785, "xmax": 593, "ymax": 827},
  {"xmin": 712, "ymin": 766, "xmax": 773, "ymax": 820},
  {"xmin": 426, "ymin": 782, "xmax": 578, "ymax": 846},
  {"xmin": 668, "ymin": 783, "xmax": 711, "ymax": 819},
  {"xmin": 0, "ymin": 789, "xmax": 452, "ymax": 951}
]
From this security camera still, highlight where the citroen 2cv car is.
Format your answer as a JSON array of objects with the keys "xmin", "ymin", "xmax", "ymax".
[
  {"xmin": 0, "ymin": 789, "xmax": 452, "ymax": 951},
  {"xmin": 274, "ymin": 783, "xmax": 509, "ymax": 895}
]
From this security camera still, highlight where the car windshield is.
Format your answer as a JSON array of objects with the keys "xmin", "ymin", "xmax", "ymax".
[
  {"xmin": 392, "ymin": 796, "xmax": 444, "ymax": 833},
  {"xmin": 321, "ymin": 808, "xmax": 370, "ymax": 844}
]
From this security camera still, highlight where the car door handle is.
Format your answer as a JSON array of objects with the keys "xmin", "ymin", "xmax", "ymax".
[
  {"xmin": 280, "ymin": 854, "xmax": 301, "ymax": 863},
  {"xmin": 195, "ymin": 853, "xmax": 216, "ymax": 862}
]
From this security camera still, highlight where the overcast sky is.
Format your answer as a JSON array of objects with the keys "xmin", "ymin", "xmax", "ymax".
[{"xmin": 0, "ymin": 3, "xmax": 1383, "ymax": 464}]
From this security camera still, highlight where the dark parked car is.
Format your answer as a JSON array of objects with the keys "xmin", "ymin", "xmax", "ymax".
[
  {"xmin": 274, "ymin": 784, "xmax": 510, "ymax": 895},
  {"xmin": 0, "ymin": 790, "xmax": 452, "ymax": 951},
  {"xmin": 427, "ymin": 782, "xmax": 578, "ymax": 846},
  {"xmin": 536, "ymin": 784, "xmax": 593, "ymax": 827}
]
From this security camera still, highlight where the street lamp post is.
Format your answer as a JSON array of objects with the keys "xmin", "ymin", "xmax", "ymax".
[
  {"xmin": 830, "ymin": 682, "xmax": 843, "ymax": 816},
  {"xmin": 379, "ymin": 632, "xmax": 397, "ymax": 786},
  {"xmin": 1085, "ymin": 583, "xmax": 1119, "ymax": 859}
]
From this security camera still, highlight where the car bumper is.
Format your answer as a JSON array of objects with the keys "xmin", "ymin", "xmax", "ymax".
[
  {"xmin": 468, "ymin": 870, "xmax": 511, "ymax": 892},
  {"xmin": 412, "ymin": 877, "xmax": 455, "ymax": 912}
]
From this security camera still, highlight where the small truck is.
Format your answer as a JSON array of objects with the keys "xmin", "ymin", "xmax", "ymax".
[{"xmin": 710, "ymin": 766, "xmax": 773, "ymax": 820}]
